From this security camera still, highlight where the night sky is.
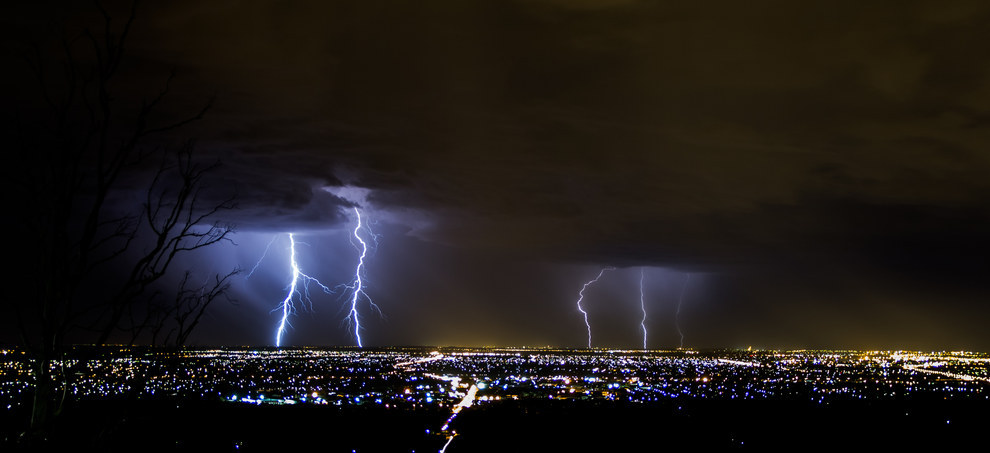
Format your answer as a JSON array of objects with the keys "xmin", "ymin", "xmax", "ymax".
[{"xmin": 5, "ymin": 0, "xmax": 990, "ymax": 349}]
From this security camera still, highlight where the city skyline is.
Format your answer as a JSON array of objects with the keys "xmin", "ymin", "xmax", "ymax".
[{"xmin": 2, "ymin": 345, "xmax": 986, "ymax": 450}]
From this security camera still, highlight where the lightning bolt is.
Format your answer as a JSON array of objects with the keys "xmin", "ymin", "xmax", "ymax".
[
  {"xmin": 575, "ymin": 267, "xmax": 613, "ymax": 348},
  {"xmin": 245, "ymin": 235, "xmax": 279, "ymax": 279},
  {"xmin": 342, "ymin": 207, "xmax": 380, "ymax": 347},
  {"xmin": 676, "ymin": 273, "xmax": 691, "ymax": 349},
  {"xmin": 272, "ymin": 233, "xmax": 333, "ymax": 347},
  {"xmin": 639, "ymin": 268, "xmax": 648, "ymax": 350}
]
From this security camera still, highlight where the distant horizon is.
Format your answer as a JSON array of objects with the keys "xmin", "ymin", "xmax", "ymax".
[{"xmin": 9, "ymin": 344, "xmax": 987, "ymax": 353}]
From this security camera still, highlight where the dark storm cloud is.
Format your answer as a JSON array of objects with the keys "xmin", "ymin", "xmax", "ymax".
[
  {"xmin": 118, "ymin": 0, "xmax": 990, "ymax": 262},
  {"xmin": 135, "ymin": 1, "xmax": 990, "ymax": 346},
  {"xmin": 201, "ymin": 139, "xmax": 354, "ymax": 231},
  {"xmin": 8, "ymin": 0, "xmax": 990, "ymax": 348}
]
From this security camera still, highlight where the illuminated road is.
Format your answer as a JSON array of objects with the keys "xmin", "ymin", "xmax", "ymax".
[
  {"xmin": 437, "ymin": 383, "xmax": 479, "ymax": 451},
  {"xmin": 395, "ymin": 351, "xmax": 444, "ymax": 368},
  {"xmin": 718, "ymin": 359, "xmax": 760, "ymax": 367},
  {"xmin": 439, "ymin": 435, "xmax": 455, "ymax": 453},
  {"xmin": 393, "ymin": 351, "xmax": 482, "ymax": 452},
  {"xmin": 904, "ymin": 364, "xmax": 990, "ymax": 383}
]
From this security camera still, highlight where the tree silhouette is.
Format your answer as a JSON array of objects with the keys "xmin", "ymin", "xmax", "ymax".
[{"xmin": 8, "ymin": 2, "xmax": 237, "ymax": 438}]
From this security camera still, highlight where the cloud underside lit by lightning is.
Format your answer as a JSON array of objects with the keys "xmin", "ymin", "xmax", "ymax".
[
  {"xmin": 575, "ymin": 267, "xmax": 613, "ymax": 349},
  {"xmin": 272, "ymin": 233, "xmax": 333, "ymax": 347},
  {"xmin": 343, "ymin": 207, "xmax": 380, "ymax": 347}
]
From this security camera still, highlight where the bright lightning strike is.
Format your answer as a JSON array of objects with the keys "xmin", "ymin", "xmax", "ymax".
[
  {"xmin": 342, "ymin": 207, "xmax": 380, "ymax": 347},
  {"xmin": 575, "ymin": 267, "xmax": 613, "ymax": 349},
  {"xmin": 271, "ymin": 233, "xmax": 333, "ymax": 347},
  {"xmin": 676, "ymin": 273, "xmax": 691, "ymax": 349},
  {"xmin": 639, "ymin": 268, "xmax": 648, "ymax": 350}
]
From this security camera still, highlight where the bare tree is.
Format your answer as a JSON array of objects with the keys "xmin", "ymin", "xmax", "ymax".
[
  {"xmin": 9, "ymin": 2, "xmax": 237, "ymax": 438},
  {"xmin": 143, "ymin": 268, "xmax": 240, "ymax": 348}
]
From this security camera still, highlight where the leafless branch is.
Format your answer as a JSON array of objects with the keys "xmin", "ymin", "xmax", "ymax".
[{"xmin": 14, "ymin": 1, "xmax": 238, "ymax": 434}]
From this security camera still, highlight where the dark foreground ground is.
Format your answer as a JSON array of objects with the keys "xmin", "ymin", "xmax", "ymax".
[{"xmin": 3, "ymin": 397, "xmax": 987, "ymax": 451}]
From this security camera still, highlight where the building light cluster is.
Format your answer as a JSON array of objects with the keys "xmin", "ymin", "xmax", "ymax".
[{"xmin": 1, "ymin": 347, "xmax": 987, "ymax": 413}]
